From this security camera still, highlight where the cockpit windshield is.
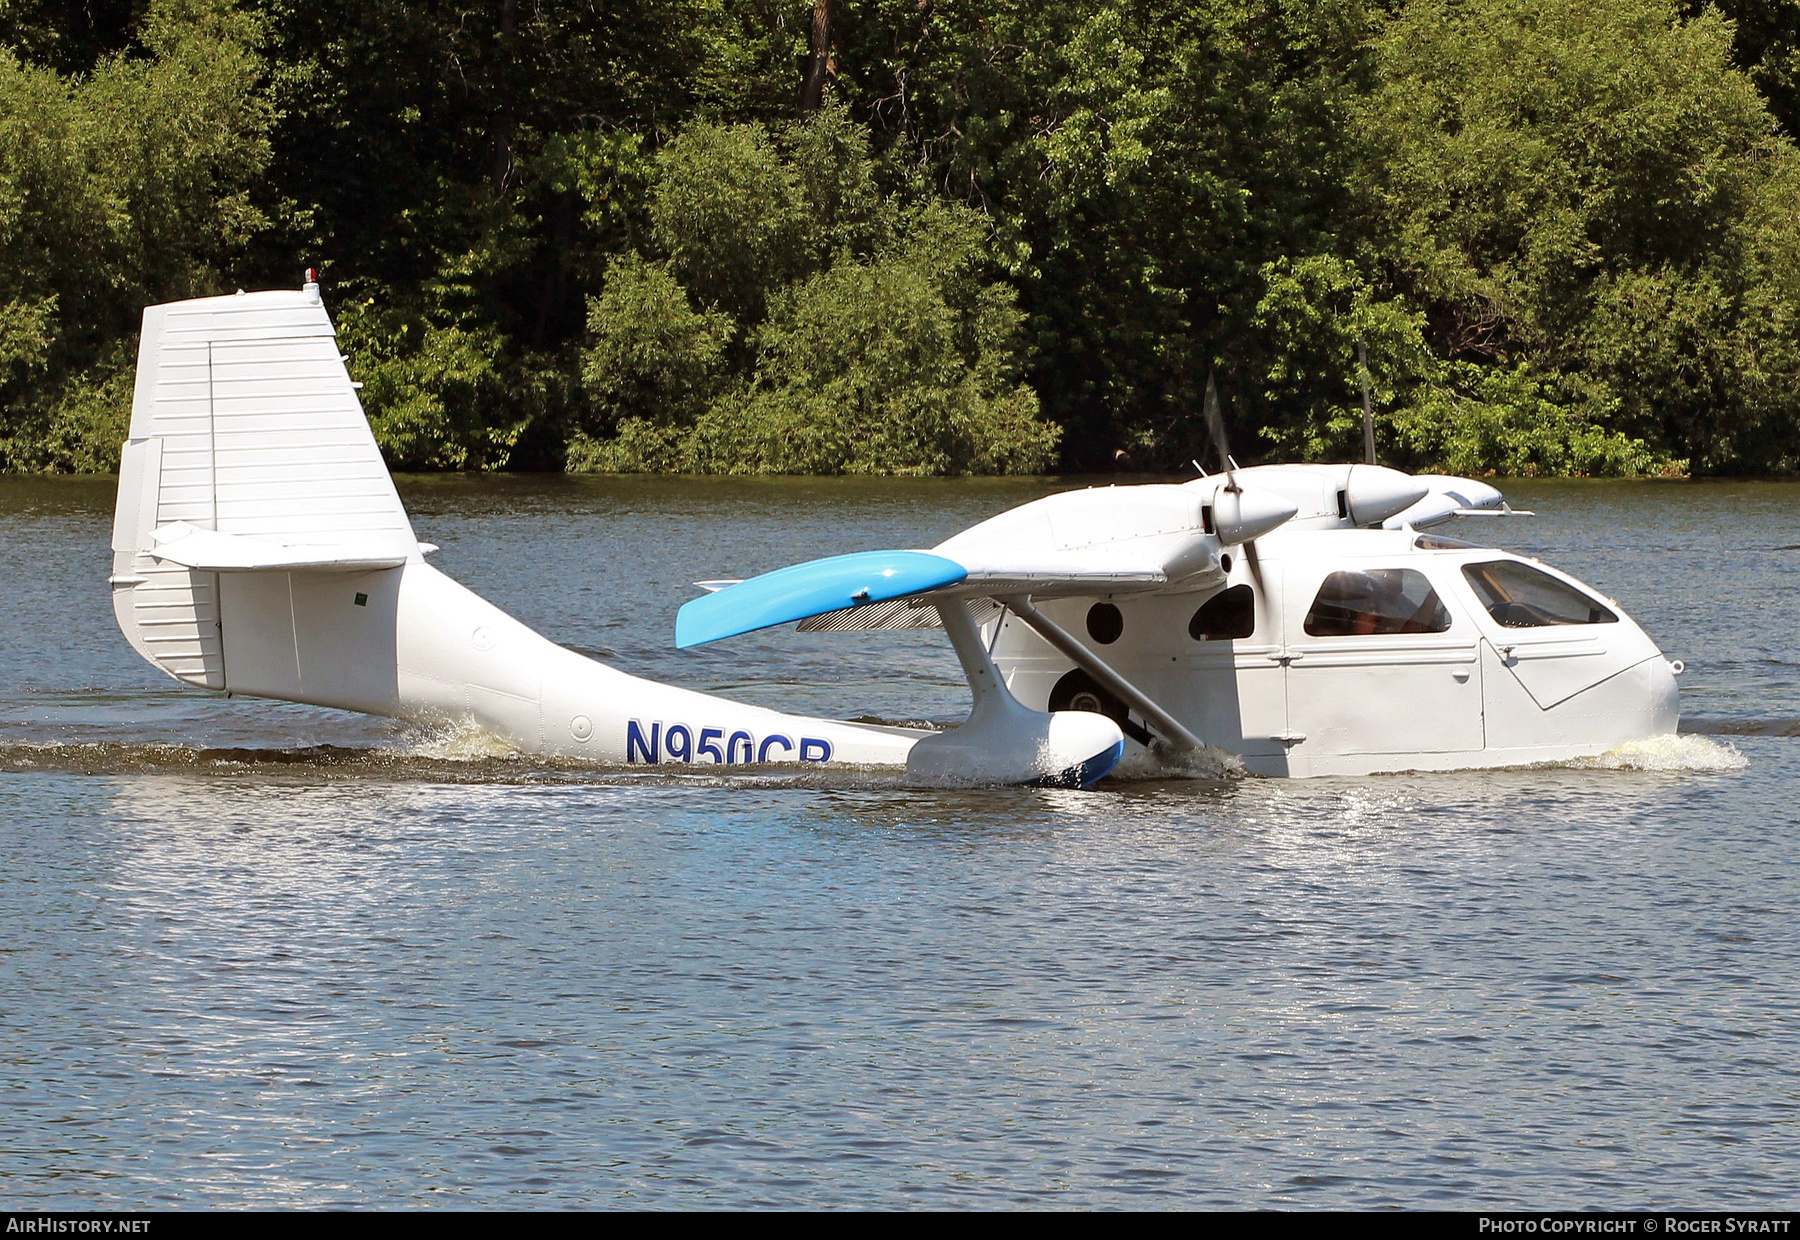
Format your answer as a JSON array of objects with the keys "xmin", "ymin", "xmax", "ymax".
[{"xmin": 1461, "ymin": 560, "xmax": 1618, "ymax": 627}]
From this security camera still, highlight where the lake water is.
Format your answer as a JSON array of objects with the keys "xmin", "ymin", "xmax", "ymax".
[{"xmin": 0, "ymin": 474, "xmax": 1795, "ymax": 1209}]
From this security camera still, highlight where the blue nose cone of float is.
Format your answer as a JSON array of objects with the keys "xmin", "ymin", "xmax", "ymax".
[{"xmin": 676, "ymin": 550, "xmax": 969, "ymax": 648}]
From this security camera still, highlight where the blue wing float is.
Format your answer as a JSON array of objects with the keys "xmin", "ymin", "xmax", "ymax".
[{"xmin": 675, "ymin": 550, "xmax": 968, "ymax": 648}]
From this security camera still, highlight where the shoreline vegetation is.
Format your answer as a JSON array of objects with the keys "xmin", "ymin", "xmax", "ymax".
[{"xmin": 3, "ymin": 1, "xmax": 1799, "ymax": 479}]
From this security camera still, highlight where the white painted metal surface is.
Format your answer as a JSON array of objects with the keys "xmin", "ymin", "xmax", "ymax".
[
  {"xmin": 987, "ymin": 525, "xmax": 1678, "ymax": 776},
  {"xmin": 109, "ymin": 284, "xmax": 1123, "ymax": 787},
  {"xmin": 110, "ymin": 281, "xmax": 1681, "ymax": 784}
]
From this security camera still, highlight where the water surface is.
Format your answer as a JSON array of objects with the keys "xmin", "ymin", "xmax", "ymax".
[{"xmin": 0, "ymin": 475, "xmax": 1794, "ymax": 1208}]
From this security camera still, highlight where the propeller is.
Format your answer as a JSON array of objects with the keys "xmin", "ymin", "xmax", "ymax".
[
  {"xmin": 1202, "ymin": 369, "xmax": 1236, "ymax": 492},
  {"xmin": 1201, "ymin": 369, "xmax": 1266, "ymax": 591}
]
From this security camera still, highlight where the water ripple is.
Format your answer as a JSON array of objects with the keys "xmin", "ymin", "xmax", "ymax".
[{"xmin": 0, "ymin": 476, "xmax": 1795, "ymax": 1208}]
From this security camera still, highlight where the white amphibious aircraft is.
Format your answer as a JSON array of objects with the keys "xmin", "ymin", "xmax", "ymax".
[{"xmin": 110, "ymin": 280, "xmax": 1681, "ymax": 785}]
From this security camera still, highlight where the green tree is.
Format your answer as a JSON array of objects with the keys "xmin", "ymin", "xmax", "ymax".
[
  {"xmin": 1358, "ymin": 0, "xmax": 1800, "ymax": 472},
  {"xmin": 686, "ymin": 205, "xmax": 1056, "ymax": 475},
  {"xmin": 576, "ymin": 252, "xmax": 734, "ymax": 469},
  {"xmin": 0, "ymin": 0, "xmax": 271, "ymax": 471},
  {"xmin": 0, "ymin": 0, "xmax": 136, "ymax": 75},
  {"xmin": 575, "ymin": 105, "xmax": 1056, "ymax": 474},
  {"xmin": 825, "ymin": 0, "xmax": 1375, "ymax": 468},
  {"xmin": 9, "ymin": 0, "xmax": 1800, "ymax": 479},
  {"xmin": 1682, "ymin": 0, "xmax": 1800, "ymax": 139}
]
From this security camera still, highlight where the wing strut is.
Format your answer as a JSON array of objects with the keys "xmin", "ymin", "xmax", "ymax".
[
  {"xmin": 904, "ymin": 598, "xmax": 1126, "ymax": 787},
  {"xmin": 937, "ymin": 596, "xmax": 1009, "ymax": 713},
  {"xmin": 997, "ymin": 596, "xmax": 1204, "ymax": 752}
]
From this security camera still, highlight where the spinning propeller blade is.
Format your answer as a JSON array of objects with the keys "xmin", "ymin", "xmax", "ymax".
[
  {"xmin": 1203, "ymin": 369, "xmax": 1236, "ymax": 493},
  {"xmin": 1202, "ymin": 368, "xmax": 1265, "ymax": 590},
  {"xmin": 1240, "ymin": 535, "xmax": 1264, "ymax": 591}
]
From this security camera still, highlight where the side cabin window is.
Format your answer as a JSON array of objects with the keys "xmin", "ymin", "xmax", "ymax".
[
  {"xmin": 1190, "ymin": 585, "xmax": 1255, "ymax": 641},
  {"xmin": 1462, "ymin": 560, "xmax": 1618, "ymax": 627},
  {"xmin": 1304, "ymin": 569, "xmax": 1451, "ymax": 637}
]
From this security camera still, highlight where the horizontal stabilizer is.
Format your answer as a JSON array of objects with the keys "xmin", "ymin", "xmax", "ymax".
[
  {"xmin": 676, "ymin": 550, "xmax": 967, "ymax": 648},
  {"xmin": 149, "ymin": 521, "xmax": 408, "ymax": 572}
]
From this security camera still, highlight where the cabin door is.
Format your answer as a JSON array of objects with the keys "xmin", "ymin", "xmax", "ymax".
[
  {"xmin": 1279, "ymin": 561, "xmax": 1485, "ymax": 757},
  {"xmin": 1175, "ymin": 568, "xmax": 1291, "ymax": 764}
]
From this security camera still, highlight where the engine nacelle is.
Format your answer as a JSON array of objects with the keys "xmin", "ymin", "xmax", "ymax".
[{"xmin": 1210, "ymin": 484, "xmax": 1299, "ymax": 546}]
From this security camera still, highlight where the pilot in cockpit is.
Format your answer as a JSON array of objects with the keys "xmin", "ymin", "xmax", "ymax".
[
  {"xmin": 1306, "ymin": 568, "xmax": 1448, "ymax": 637},
  {"xmin": 1343, "ymin": 571, "xmax": 1399, "ymax": 636}
]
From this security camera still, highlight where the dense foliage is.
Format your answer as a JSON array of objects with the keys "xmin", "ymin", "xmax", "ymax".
[{"xmin": 3, "ymin": 0, "xmax": 1799, "ymax": 475}]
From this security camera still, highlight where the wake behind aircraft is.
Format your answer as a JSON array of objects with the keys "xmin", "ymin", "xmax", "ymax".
[{"xmin": 109, "ymin": 280, "xmax": 1682, "ymax": 785}]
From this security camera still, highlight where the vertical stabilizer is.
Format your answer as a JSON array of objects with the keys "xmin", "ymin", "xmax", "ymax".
[{"xmin": 111, "ymin": 281, "xmax": 419, "ymax": 689}]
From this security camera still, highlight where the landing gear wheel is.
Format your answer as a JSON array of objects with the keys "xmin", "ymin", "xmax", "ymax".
[{"xmin": 1048, "ymin": 669, "xmax": 1154, "ymax": 746}]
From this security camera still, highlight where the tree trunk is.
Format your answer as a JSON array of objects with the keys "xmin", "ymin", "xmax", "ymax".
[
  {"xmin": 531, "ymin": 192, "xmax": 578, "ymax": 350},
  {"xmin": 798, "ymin": 0, "xmax": 834, "ymax": 112},
  {"xmin": 490, "ymin": 0, "xmax": 518, "ymax": 193}
]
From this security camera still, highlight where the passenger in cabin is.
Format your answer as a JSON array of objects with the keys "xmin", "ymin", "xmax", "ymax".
[{"xmin": 1305, "ymin": 569, "xmax": 1450, "ymax": 637}]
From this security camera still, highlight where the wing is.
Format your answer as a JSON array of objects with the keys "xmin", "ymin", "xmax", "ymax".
[
  {"xmin": 674, "ymin": 548, "xmax": 1206, "ymax": 647},
  {"xmin": 675, "ymin": 550, "xmax": 968, "ymax": 648},
  {"xmin": 674, "ymin": 479, "xmax": 1311, "ymax": 648}
]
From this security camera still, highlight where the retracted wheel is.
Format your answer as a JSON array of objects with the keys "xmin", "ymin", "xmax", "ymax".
[{"xmin": 1049, "ymin": 669, "xmax": 1153, "ymax": 746}]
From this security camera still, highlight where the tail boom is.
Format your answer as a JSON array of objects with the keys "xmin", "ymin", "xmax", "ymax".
[{"xmin": 109, "ymin": 283, "xmax": 1121, "ymax": 787}]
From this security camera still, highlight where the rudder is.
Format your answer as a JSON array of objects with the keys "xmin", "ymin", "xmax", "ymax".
[{"xmin": 111, "ymin": 277, "xmax": 420, "ymax": 690}]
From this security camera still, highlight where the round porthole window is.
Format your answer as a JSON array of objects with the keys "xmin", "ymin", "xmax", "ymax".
[{"xmin": 1086, "ymin": 602, "xmax": 1124, "ymax": 644}]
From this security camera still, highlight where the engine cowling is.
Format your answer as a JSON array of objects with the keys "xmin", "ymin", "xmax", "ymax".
[{"xmin": 1212, "ymin": 484, "xmax": 1299, "ymax": 546}]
